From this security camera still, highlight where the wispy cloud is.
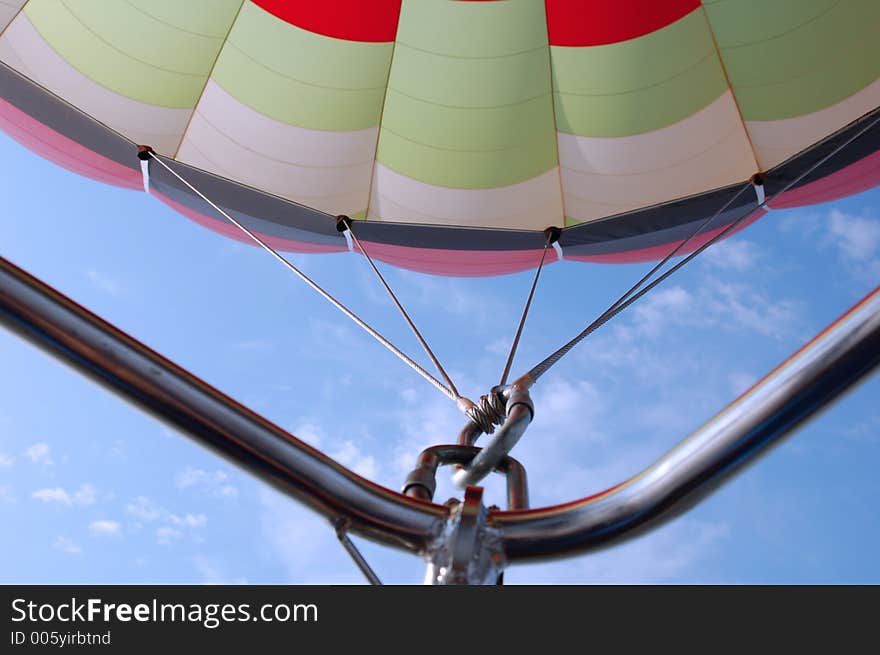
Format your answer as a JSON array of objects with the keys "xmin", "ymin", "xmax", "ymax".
[
  {"xmin": 704, "ymin": 279, "xmax": 801, "ymax": 339},
  {"xmin": 0, "ymin": 452, "xmax": 13, "ymax": 468},
  {"xmin": 175, "ymin": 467, "xmax": 239, "ymax": 499},
  {"xmin": 256, "ymin": 485, "xmax": 359, "ymax": 584},
  {"xmin": 841, "ymin": 414, "xmax": 880, "ymax": 445},
  {"xmin": 124, "ymin": 496, "xmax": 208, "ymax": 545},
  {"xmin": 53, "ymin": 536, "xmax": 82, "ymax": 555},
  {"xmin": 289, "ymin": 422, "xmax": 326, "ymax": 447},
  {"xmin": 168, "ymin": 513, "xmax": 207, "ymax": 529},
  {"xmin": 0, "ymin": 485, "xmax": 14, "ymax": 504},
  {"xmin": 23, "ymin": 443, "xmax": 53, "ymax": 466},
  {"xmin": 701, "ymin": 239, "xmax": 761, "ymax": 272},
  {"xmin": 125, "ymin": 496, "xmax": 163, "ymax": 522},
  {"xmin": 827, "ymin": 210, "xmax": 880, "ymax": 262},
  {"xmin": 31, "ymin": 484, "xmax": 96, "ymax": 507},
  {"xmin": 155, "ymin": 526, "xmax": 182, "ymax": 546},
  {"xmin": 623, "ymin": 279, "xmax": 800, "ymax": 341},
  {"xmin": 32, "ymin": 489, "xmax": 64, "ymax": 504},
  {"xmin": 89, "ymin": 520, "xmax": 121, "ymax": 537},
  {"xmin": 778, "ymin": 208, "xmax": 880, "ymax": 282},
  {"xmin": 85, "ymin": 269, "xmax": 124, "ymax": 297},
  {"xmin": 193, "ymin": 557, "xmax": 248, "ymax": 585}
]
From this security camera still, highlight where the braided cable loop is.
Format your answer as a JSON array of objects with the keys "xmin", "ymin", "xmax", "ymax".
[{"xmin": 463, "ymin": 388, "xmax": 507, "ymax": 435}]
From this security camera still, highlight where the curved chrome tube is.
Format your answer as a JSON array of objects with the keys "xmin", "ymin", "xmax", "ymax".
[
  {"xmin": 452, "ymin": 388, "xmax": 533, "ymax": 488},
  {"xmin": 493, "ymin": 284, "xmax": 880, "ymax": 561},
  {"xmin": 4, "ymin": 252, "xmax": 879, "ymax": 565},
  {"xmin": 0, "ymin": 255, "xmax": 447, "ymax": 552},
  {"xmin": 403, "ymin": 444, "xmax": 529, "ymax": 510}
]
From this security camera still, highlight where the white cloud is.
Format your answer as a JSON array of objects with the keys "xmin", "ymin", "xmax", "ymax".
[
  {"xmin": 620, "ymin": 279, "xmax": 800, "ymax": 341},
  {"xmin": 256, "ymin": 485, "xmax": 359, "ymax": 583},
  {"xmin": 193, "ymin": 557, "xmax": 247, "ymax": 585},
  {"xmin": 31, "ymin": 484, "xmax": 96, "ymax": 507},
  {"xmin": 484, "ymin": 337, "xmax": 511, "ymax": 357},
  {"xmin": 73, "ymin": 484, "xmax": 97, "ymax": 505},
  {"xmin": 0, "ymin": 485, "xmax": 14, "ymax": 504},
  {"xmin": 85, "ymin": 269, "xmax": 123, "ymax": 297},
  {"xmin": 399, "ymin": 388, "xmax": 419, "ymax": 405},
  {"xmin": 631, "ymin": 286, "xmax": 694, "ymax": 337},
  {"xmin": 827, "ymin": 210, "xmax": 880, "ymax": 262},
  {"xmin": 175, "ymin": 467, "xmax": 239, "ymax": 499},
  {"xmin": 0, "ymin": 452, "xmax": 13, "ymax": 468},
  {"xmin": 290, "ymin": 422, "xmax": 325, "ymax": 447},
  {"xmin": 704, "ymin": 280, "xmax": 800, "ymax": 339},
  {"xmin": 124, "ymin": 496, "xmax": 208, "ymax": 539},
  {"xmin": 53, "ymin": 536, "xmax": 82, "ymax": 555},
  {"xmin": 126, "ymin": 496, "xmax": 163, "ymax": 521},
  {"xmin": 168, "ymin": 513, "xmax": 207, "ymax": 529},
  {"xmin": 155, "ymin": 527, "xmax": 182, "ymax": 546},
  {"xmin": 32, "ymin": 488, "xmax": 71, "ymax": 505},
  {"xmin": 702, "ymin": 239, "xmax": 760, "ymax": 272},
  {"xmin": 841, "ymin": 415, "xmax": 880, "ymax": 445},
  {"xmin": 532, "ymin": 378, "xmax": 606, "ymax": 437},
  {"xmin": 778, "ymin": 208, "xmax": 880, "ymax": 281},
  {"xmin": 23, "ymin": 443, "xmax": 52, "ymax": 466},
  {"xmin": 89, "ymin": 520, "xmax": 121, "ymax": 537}
]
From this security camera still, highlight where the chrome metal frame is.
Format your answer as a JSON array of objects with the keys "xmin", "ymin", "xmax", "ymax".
[
  {"xmin": 0, "ymin": 255, "xmax": 447, "ymax": 554},
  {"xmin": 2, "ymin": 253, "xmax": 879, "ymax": 578},
  {"xmin": 494, "ymin": 285, "xmax": 880, "ymax": 560}
]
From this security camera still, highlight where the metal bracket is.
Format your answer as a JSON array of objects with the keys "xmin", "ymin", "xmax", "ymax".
[{"xmin": 423, "ymin": 486, "xmax": 504, "ymax": 585}]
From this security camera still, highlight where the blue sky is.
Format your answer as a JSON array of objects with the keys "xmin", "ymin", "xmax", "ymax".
[{"xmin": 1, "ymin": 129, "xmax": 879, "ymax": 584}]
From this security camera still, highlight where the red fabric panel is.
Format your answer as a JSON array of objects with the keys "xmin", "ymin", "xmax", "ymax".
[
  {"xmin": 770, "ymin": 150, "xmax": 880, "ymax": 210},
  {"xmin": 545, "ymin": 0, "xmax": 701, "ymax": 46},
  {"xmin": 0, "ymin": 97, "xmax": 141, "ymax": 190},
  {"xmin": 250, "ymin": 0, "xmax": 402, "ymax": 42},
  {"xmin": 357, "ymin": 240, "xmax": 555, "ymax": 277},
  {"xmin": 153, "ymin": 192, "xmax": 347, "ymax": 255}
]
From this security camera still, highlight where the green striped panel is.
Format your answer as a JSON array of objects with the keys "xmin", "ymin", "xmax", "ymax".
[
  {"xmin": 704, "ymin": 0, "xmax": 880, "ymax": 120},
  {"xmin": 551, "ymin": 8, "xmax": 728, "ymax": 137},
  {"xmin": 24, "ymin": 0, "xmax": 241, "ymax": 108},
  {"xmin": 210, "ymin": 1, "xmax": 393, "ymax": 131},
  {"xmin": 376, "ymin": 0, "xmax": 558, "ymax": 189}
]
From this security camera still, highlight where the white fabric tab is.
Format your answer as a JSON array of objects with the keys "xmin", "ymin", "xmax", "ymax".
[
  {"xmin": 551, "ymin": 240, "xmax": 564, "ymax": 261},
  {"xmin": 139, "ymin": 159, "xmax": 150, "ymax": 193},
  {"xmin": 343, "ymin": 228, "xmax": 354, "ymax": 252},
  {"xmin": 753, "ymin": 182, "xmax": 766, "ymax": 209}
]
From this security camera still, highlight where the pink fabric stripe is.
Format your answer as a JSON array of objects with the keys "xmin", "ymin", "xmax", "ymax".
[
  {"xmin": 0, "ymin": 97, "xmax": 141, "ymax": 190},
  {"xmin": 356, "ymin": 240, "xmax": 553, "ymax": 277},
  {"xmin": 152, "ymin": 192, "xmax": 346, "ymax": 255},
  {"xmin": 770, "ymin": 150, "xmax": 880, "ymax": 210},
  {"xmin": 567, "ymin": 211, "xmax": 766, "ymax": 264}
]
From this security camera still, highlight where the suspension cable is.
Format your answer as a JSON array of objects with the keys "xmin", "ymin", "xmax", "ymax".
[
  {"xmin": 601, "ymin": 182, "xmax": 753, "ymax": 317},
  {"xmin": 144, "ymin": 153, "xmax": 457, "ymax": 402},
  {"xmin": 523, "ymin": 182, "xmax": 751, "ymax": 383},
  {"xmin": 523, "ymin": 111, "xmax": 880, "ymax": 385},
  {"xmin": 499, "ymin": 229, "xmax": 556, "ymax": 386},
  {"xmin": 339, "ymin": 216, "xmax": 462, "ymax": 400}
]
